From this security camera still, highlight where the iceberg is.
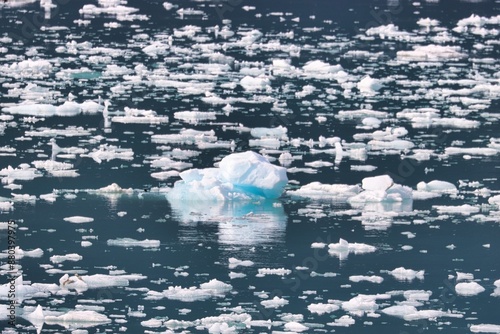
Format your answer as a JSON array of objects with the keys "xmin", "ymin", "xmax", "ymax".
[{"xmin": 166, "ymin": 151, "xmax": 288, "ymax": 202}]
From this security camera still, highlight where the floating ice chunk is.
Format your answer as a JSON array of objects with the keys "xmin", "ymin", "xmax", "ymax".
[
  {"xmin": 0, "ymin": 246, "xmax": 43, "ymax": 259},
  {"xmin": 228, "ymin": 258, "xmax": 254, "ymax": 269},
  {"xmin": 3, "ymin": 59, "xmax": 52, "ymax": 79},
  {"xmin": 257, "ymin": 268, "xmax": 291, "ymax": 276},
  {"xmin": 470, "ymin": 324, "xmax": 500, "ymax": 333},
  {"xmin": 161, "ymin": 279, "xmax": 232, "ymax": 302},
  {"xmin": 389, "ymin": 267, "xmax": 425, "ymax": 281},
  {"xmin": 0, "ymin": 164, "xmax": 42, "ymax": 184},
  {"xmin": 328, "ymin": 238, "xmax": 376, "ymax": 260},
  {"xmin": 173, "ymin": 111, "xmax": 216, "ymax": 124},
  {"xmin": 357, "ymin": 76, "xmax": 383, "ymax": 95},
  {"xmin": 362, "ymin": 175, "xmax": 393, "ymax": 191},
  {"xmin": 152, "ymin": 129, "xmax": 217, "ymax": 145},
  {"xmin": 63, "ymin": 216, "xmax": 94, "ymax": 224},
  {"xmin": 302, "ymin": 60, "xmax": 343, "ymax": 78},
  {"xmin": 397, "ymin": 45, "xmax": 466, "ymax": 61},
  {"xmin": 107, "ymin": 238, "xmax": 160, "ymax": 248},
  {"xmin": 327, "ymin": 315, "xmax": 355, "ymax": 327},
  {"xmin": 456, "ymin": 272, "xmax": 474, "ymax": 281},
  {"xmin": 45, "ymin": 310, "xmax": 111, "ymax": 328},
  {"xmin": 489, "ymin": 195, "xmax": 500, "ymax": 206},
  {"xmin": 287, "ymin": 182, "xmax": 361, "ymax": 200},
  {"xmin": 336, "ymin": 109, "xmax": 388, "ymax": 119},
  {"xmin": 366, "ymin": 24, "xmax": 414, "ymax": 40},
  {"xmin": 349, "ymin": 275, "xmax": 384, "ymax": 284},
  {"xmin": 433, "ymin": 204, "xmax": 480, "ymax": 215},
  {"xmin": 381, "ymin": 305, "xmax": 418, "ymax": 317},
  {"xmin": 240, "ymin": 75, "xmax": 270, "ymax": 91},
  {"xmin": 50, "ymin": 253, "xmax": 83, "ymax": 264},
  {"xmin": 445, "ymin": 147, "xmax": 497, "ymax": 156},
  {"xmin": 348, "ymin": 175, "xmax": 412, "ymax": 206},
  {"xmin": 82, "ymin": 144, "xmax": 134, "ymax": 163},
  {"xmin": 167, "ymin": 151, "xmax": 288, "ymax": 202},
  {"xmin": 250, "ymin": 125, "xmax": 287, "ymax": 139},
  {"xmin": 307, "ymin": 303, "xmax": 339, "ymax": 315},
  {"xmin": 342, "ymin": 294, "xmax": 389, "ymax": 315},
  {"xmin": 416, "ymin": 180, "xmax": 457, "ymax": 193},
  {"xmin": 417, "ymin": 18, "xmax": 440, "ymax": 26},
  {"xmin": 284, "ymin": 321, "xmax": 308, "ymax": 332},
  {"xmin": 455, "ymin": 282, "xmax": 485, "ymax": 296},
  {"xmin": 261, "ymin": 296, "xmax": 288, "ymax": 308},
  {"xmin": 112, "ymin": 107, "xmax": 169, "ymax": 124},
  {"xmin": 93, "ymin": 183, "xmax": 134, "ymax": 194}
]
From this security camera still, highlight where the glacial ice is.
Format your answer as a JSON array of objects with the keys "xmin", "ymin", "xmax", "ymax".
[{"xmin": 166, "ymin": 151, "xmax": 288, "ymax": 202}]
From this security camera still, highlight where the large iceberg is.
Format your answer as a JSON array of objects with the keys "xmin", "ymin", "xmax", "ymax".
[{"xmin": 166, "ymin": 151, "xmax": 288, "ymax": 202}]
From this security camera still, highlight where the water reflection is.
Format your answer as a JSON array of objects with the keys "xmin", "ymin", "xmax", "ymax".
[{"xmin": 169, "ymin": 198, "xmax": 287, "ymax": 245}]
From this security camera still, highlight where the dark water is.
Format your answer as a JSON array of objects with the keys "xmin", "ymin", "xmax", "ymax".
[{"xmin": 0, "ymin": 0, "xmax": 500, "ymax": 333}]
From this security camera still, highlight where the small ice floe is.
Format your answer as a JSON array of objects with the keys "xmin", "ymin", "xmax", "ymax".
[
  {"xmin": 166, "ymin": 151, "xmax": 288, "ymax": 202},
  {"xmin": 470, "ymin": 324, "xmax": 500, "ymax": 333},
  {"xmin": 365, "ymin": 24, "xmax": 415, "ymax": 41},
  {"xmin": 284, "ymin": 321, "xmax": 308, "ymax": 332},
  {"xmin": 107, "ymin": 238, "xmax": 160, "ymax": 248},
  {"xmin": 287, "ymin": 182, "xmax": 361, "ymax": 201},
  {"xmin": 112, "ymin": 107, "xmax": 169, "ymax": 124},
  {"xmin": 381, "ymin": 305, "xmax": 462, "ymax": 321},
  {"xmin": 445, "ymin": 147, "xmax": 498, "ymax": 157},
  {"xmin": 327, "ymin": 238, "xmax": 377, "ymax": 261},
  {"xmin": 228, "ymin": 257, "xmax": 254, "ymax": 269},
  {"xmin": 342, "ymin": 293, "xmax": 390, "ymax": 316},
  {"xmin": 82, "ymin": 144, "xmax": 134, "ymax": 163},
  {"xmin": 488, "ymin": 195, "xmax": 500, "ymax": 207},
  {"xmin": 455, "ymin": 282, "xmax": 485, "ymax": 296},
  {"xmin": 45, "ymin": 310, "xmax": 111, "ymax": 329},
  {"xmin": 388, "ymin": 267, "xmax": 425, "ymax": 281},
  {"xmin": 63, "ymin": 216, "xmax": 94, "ymax": 223},
  {"xmin": 433, "ymin": 204, "xmax": 480, "ymax": 215},
  {"xmin": 50, "ymin": 253, "xmax": 83, "ymax": 264},
  {"xmin": 349, "ymin": 275, "xmax": 384, "ymax": 284},
  {"xmin": 307, "ymin": 303, "xmax": 339, "ymax": 315},
  {"xmin": 414, "ymin": 180, "xmax": 458, "ymax": 200},
  {"xmin": 357, "ymin": 75, "xmax": 383, "ymax": 95},
  {"xmin": 0, "ymin": 246, "xmax": 43, "ymax": 259},
  {"xmin": 257, "ymin": 268, "xmax": 291, "ymax": 277},
  {"xmin": 327, "ymin": 315, "xmax": 356, "ymax": 327},
  {"xmin": 260, "ymin": 296, "xmax": 289, "ymax": 309}
]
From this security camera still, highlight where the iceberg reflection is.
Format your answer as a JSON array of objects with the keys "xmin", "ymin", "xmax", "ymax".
[{"xmin": 169, "ymin": 198, "xmax": 287, "ymax": 245}]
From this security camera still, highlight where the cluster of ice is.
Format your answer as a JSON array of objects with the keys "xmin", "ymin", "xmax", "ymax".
[
  {"xmin": 287, "ymin": 182, "xmax": 361, "ymax": 200},
  {"xmin": 348, "ymin": 175, "xmax": 412, "ymax": 206},
  {"xmin": 2, "ymin": 100, "xmax": 102, "ymax": 117},
  {"xmin": 167, "ymin": 151, "xmax": 288, "ymax": 202},
  {"xmin": 470, "ymin": 324, "xmax": 500, "ymax": 333}
]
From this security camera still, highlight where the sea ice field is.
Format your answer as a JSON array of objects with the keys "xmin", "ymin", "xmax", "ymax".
[{"xmin": 0, "ymin": 0, "xmax": 500, "ymax": 333}]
